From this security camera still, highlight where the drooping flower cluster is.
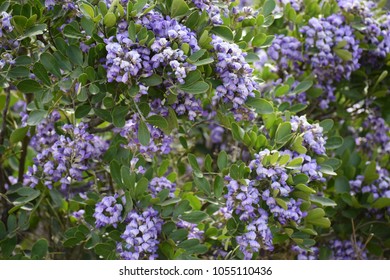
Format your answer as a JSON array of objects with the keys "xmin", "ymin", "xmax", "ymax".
[
  {"xmin": 119, "ymin": 113, "xmax": 173, "ymax": 157},
  {"xmin": 211, "ymin": 35, "xmax": 259, "ymax": 108},
  {"xmin": 192, "ymin": 0, "xmax": 224, "ymax": 25},
  {"xmin": 25, "ymin": 123, "xmax": 108, "ymax": 190},
  {"xmin": 223, "ymin": 177, "xmax": 273, "ymax": 259},
  {"xmin": 300, "ymin": 14, "xmax": 362, "ymax": 107},
  {"xmin": 171, "ymin": 93, "xmax": 206, "ymax": 121},
  {"xmin": 0, "ymin": 11, "xmax": 13, "ymax": 38},
  {"xmin": 29, "ymin": 111, "xmax": 61, "ymax": 152},
  {"xmin": 177, "ymin": 219, "xmax": 204, "ymax": 240},
  {"xmin": 105, "ymin": 10, "xmax": 199, "ymax": 90},
  {"xmin": 337, "ymin": 0, "xmax": 376, "ymax": 17},
  {"xmin": 148, "ymin": 177, "xmax": 176, "ymax": 198},
  {"xmin": 267, "ymin": 35, "xmax": 303, "ymax": 72},
  {"xmin": 93, "ymin": 196, "xmax": 123, "ymax": 228},
  {"xmin": 118, "ymin": 207, "xmax": 163, "ymax": 260},
  {"xmin": 248, "ymin": 149, "xmax": 325, "ymax": 225},
  {"xmin": 329, "ymin": 239, "xmax": 368, "ymax": 260},
  {"xmin": 292, "ymin": 245, "xmax": 319, "ymax": 260},
  {"xmin": 355, "ymin": 114, "xmax": 390, "ymax": 156},
  {"xmin": 44, "ymin": 0, "xmax": 77, "ymax": 10},
  {"xmin": 350, "ymin": 165, "xmax": 390, "ymax": 201},
  {"xmin": 290, "ymin": 115, "xmax": 327, "ymax": 155}
]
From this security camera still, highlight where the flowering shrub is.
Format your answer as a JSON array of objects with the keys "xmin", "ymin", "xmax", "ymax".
[{"xmin": 0, "ymin": 0, "xmax": 389, "ymax": 260}]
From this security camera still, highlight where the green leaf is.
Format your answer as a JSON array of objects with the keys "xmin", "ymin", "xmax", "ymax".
[
  {"xmin": 292, "ymin": 80, "xmax": 313, "ymax": 95},
  {"xmin": 80, "ymin": 3, "xmax": 95, "ymax": 18},
  {"xmin": 246, "ymin": 97, "xmax": 274, "ymax": 114},
  {"xmin": 146, "ymin": 115, "xmax": 168, "ymax": 130},
  {"xmin": 192, "ymin": 57, "xmax": 214, "ymax": 66},
  {"xmin": 33, "ymin": 63, "xmax": 51, "ymax": 86},
  {"xmin": 217, "ymin": 151, "xmax": 228, "ymax": 171},
  {"xmin": 319, "ymin": 119, "xmax": 334, "ymax": 133},
  {"xmin": 372, "ymin": 198, "xmax": 390, "ymax": 209},
  {"xmin": 31, "ymin": 239, "xmax": 48, "ymax": 259},
  {"xmin": 363, "ymin": 161, "xmax": 379, "ymax": 184},
  {"xmin": 275, "ymin": 85, "xmax": 290, "ymax": 97},
  {"xmin": 179, "ymin": 81, "xmax": 209, "ymax": 94},
  {"xmin": 135, "ymin": 177, "xmax": 149, "ymax": 198},
  {"xmin": 194, "ymin": 176, "xmax": 211, "ymax": 195},
  {"xmin": 110, "ymin": 160, "xmax": 123, "ymax": 187},
  {"xmin": 40, "ymin": 53, "xmax": 62, "ymax": 78},
  {"xmin": 75, "ymin": 104, "xmax": 91, "ymax": 119},
  {"xmin": 211, "ymin": 26, "xmax": 234, "ymax": 42},
  {"xmin": 103, "ymin": 12, "xmax": 116, "ymax": 27},
  {"xmin": 275, "ymin": 122, "xmax": 292, "ymax": 144},
  {"xmin": 17, "ymin": 79, "xmax": 42, "ymax": 93},
  {"xmin": 27, "ymin": 110, "xmax": 47, "ymax": 126},
  {"xmin": 214, "ymin": 175, "xmax": 224, "ymax": 198},
  {"xmin": 252, "ymin": 33, "xmax": 267, "ymax": 47},
  {"xmin": 63, "ymin": 24, "xmax": 83, "ymax": 39},
  {"xmin": 0, "ymin": 221, "xmax": 6, "ymax": 240},
  {"xmin": 295, "ymin": 183, "xmax": 316, "ymax": 194},
  {"xmin": 325, "ymin": 136, "xmax": 343, "ymax": 149},
  {"xmin": 310, "ymin": 195, "xmax": 337, "ymax": 207},
  {"xmin": 188, "ymin": 153, "xmax": 200, "ymax": 171},
  {"xmin": 308, "ymin": 217, "xmax": 331, "ymax": 228},
  {"xmin": 293, "ymin": 174, "xmax": 309, "ymax": 185},
  {"xmin": 13, "ymin": 187, "xmax": 40, "ymax": 205},
  {"xmin": 10, "ymin": 126, "xmax": 29, "ymax": 144},
  {"xmin": 112, "ymin": 106, "xmax": 128, "ymax": 128},
  {"xmin": 19, "ymin": 24, "xmax": 46, "ymax": 40},
  {"xmin": 286, "ymin": 157, "xmax": 303, "ymax": 168},
  {"xmin": 171, "ymin": 0, "xmax": 189, "ymax": 17},
  {"xmin": 138, "ymin": 120, "xmax": 150, "ymax": 146},
  {"xmin": 263, "ymin": 0, "xmax": 276, "ymax": 16},
  {"xmin": 181, "ymin": 211, "xmax": 208, "ymax": 224},
  {"xmin": 8, "ymin": 66, "xmax": 30, "ymax": 78},
  {"xmin": 334, "ymin": 49, "xmax": 352, "ymax": 61},
  {"xmin": 140, "ymin": 74, "xmax": 162, "ymax": 86},
  {"xmin": 335, "ymin": 176, "xmax": 350, "ymax": 194},
  {"xmin": 187, "ymin": 49, "xmax": 206, "ymax": 62},
  {"xmin": 67, "ymin": 45, "xmax": 83, "ymax": 66}
]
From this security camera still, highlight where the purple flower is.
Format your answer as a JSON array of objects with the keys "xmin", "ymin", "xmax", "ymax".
[
  {"xmin": 0, "ymin": 11, "xmax": 13, "ymax": 37},
  {"xmin": 177, "ymin": 220, "xmax": 204, "ymax": 240},
  {"xmin": 118, "ymin": 207, "xmax": 163, "ymax": 260},
  {"xmin": 149, "ymin": 177, "xmax": 176, "ymax": 198},
  {"xmin": 94, "ymin": 196, "xmax": 123, "ymax": 228},
  {"xmin": 292, "ymin": 245, "xmax": 319, "ymax": 260},
  {"xmin": 329, "ymin": 239, "xmax": 368, "ymax": 260}
]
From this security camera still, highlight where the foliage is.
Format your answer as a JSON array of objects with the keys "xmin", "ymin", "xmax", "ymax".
[{"xmin": 0, "ymin": 0, "xmax": 389, "ymax": 260}]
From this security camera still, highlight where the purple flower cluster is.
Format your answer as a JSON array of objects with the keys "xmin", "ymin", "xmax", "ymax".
[
  {"xmin": 94, "ymin": 196, "xmax": 123, "ymax": 228},
  {"xmin": 337, "ymin": 0, "xmax": 376, "ymax": 17},
  {"xmin": 0, "ymin": 11, "xmax": 13, "ymax": 37},
  {"xmin": 277, "ymin": 0, "xmax": 304, "ymax": 11},
  {"xmin": 192, "ymin": 0, "xmax": 224, "ymax": 25},
  {"xmin": 350, "ymin": 165, "xmax": 390, "ymax": 201},
  {"xmin": 236, "ymin": 209, "xmax": 273, "ymax": 259},
  {"xmin": 149, "ymin": 177, "xmax": 176, "ymax": 198},
  {"xmin": 267, "ymin": 35, "xmax": 303, "ymax": 72},
  {"xmin": 119, "ymin": 113, "xmax": 172, "ymax": 157},
  {"xmin": 118, "ymin": 207, "xmax": 163, "ymax": 260},
  {"xmin": 105, "ymin": 10, "xmax": 199, "ymax": 89},
  {"xmin": 355, "ymin": 114, "xmax": 390, "ymax": 156},
  {"xmin": 29, "ymin": 111, "xmax": 61, "ymax": 152},
  {"xmin": 44, "ymin": 0, "xmax": 76, "ymax": 10},
  {"xmin": 300, "ymin": 15, "xmax": 362, "ymax": 97},
  {"xmin": 224, "ymin": 177, "xmax": 273, "ymax": 259},
  {"xmin": 329, "ymin": 239, "xmax": 368, "ymax": 260},
  {"xmin": 177, "ymin": 219, "xmax": 204, "ymax": 240},
  {"xmin": 25, "ymin": 123, "xmax": 108, "ymax": 190},
  {"xmin": 171, "ymin": 93, "xmax": 205, "ymax": 121},
  {"xmin": 292, "ymin": 245, "xmax": 319, "ymax": 260},
  {"xmin": 0, "ymin": 53, "xmax": 14, "ymax": 70},
  {"xmin": 248, "ymin": 149, "xmax": 326, "ymax": 225},
  {"xmin": 290, "ymin": 115, "xmax": 327, "ymax": 155},
  {"xmin": 211, "ymin": 35, "xmax": 259, "ymax": 108}
]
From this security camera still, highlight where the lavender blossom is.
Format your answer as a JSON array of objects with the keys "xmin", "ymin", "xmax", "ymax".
[
  {"xmin": 149, "ymin": 177, "xmax": 176, "ymax": 198},
  {"xmin": 177, "ymin": 219, "xmax": 204, "ymax": 239},
  {"xmin": 0, "ymin": 12, "xmax": 13, "ymax": 37},
  {"xmin": 329, "ymin": 239, "xmax": 368, "ymax": 260},
  {"xmin": 292, "ymin": 245, "xmax": 319, "ymax": 260},
  {"xmin": 94, "ymin": 196, "xmax": 123, "ymax": 228},
  {"xmin": 118, "ymin": 207, "xmax": 163, "ymax": 260}
]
